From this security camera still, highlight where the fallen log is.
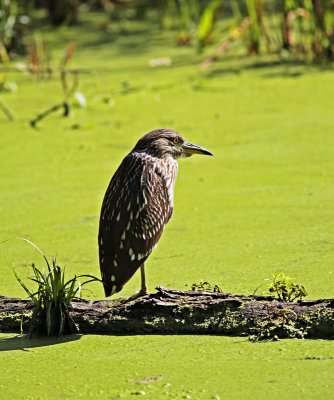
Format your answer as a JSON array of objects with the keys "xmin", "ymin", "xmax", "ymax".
[{"xmin": 1, "ymin": 287, "xmax": 334, "ymax": 340}]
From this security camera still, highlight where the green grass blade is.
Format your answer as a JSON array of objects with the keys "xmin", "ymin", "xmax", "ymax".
[
  {"xmin": 14, "ymin": 270, "xmax": 35, "ymax": 300},
  {"xmin": 17, "ymin": 237, "xmax": 50, "ymax": 269}
]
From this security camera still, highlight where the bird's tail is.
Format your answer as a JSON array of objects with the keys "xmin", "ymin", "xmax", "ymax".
[
  {"xmin": 103, "ymin": 283, "xmax": 112, "ymax": 297},
  {"xmin": 103, "ymin": 281, "xmax": 123, "ymax": 297}
]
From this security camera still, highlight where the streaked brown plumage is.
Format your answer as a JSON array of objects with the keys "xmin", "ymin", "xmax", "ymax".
[{"xmin": 98, "ymin": 128, "xmax": 212, "ymax": 297}]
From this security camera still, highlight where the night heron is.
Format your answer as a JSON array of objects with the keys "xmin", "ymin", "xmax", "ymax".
[{"xmin": 98, "ymin": 128, "xmax": 212, "ymax": 297}]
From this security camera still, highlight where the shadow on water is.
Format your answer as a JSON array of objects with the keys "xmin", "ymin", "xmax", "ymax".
[
  {"xmin": 204, "ymin": 58, "xmax": 334, "ymax": 80},
  {"xmin": 0, "ymin": 334, "xmax": 82, "ymax": 352}
]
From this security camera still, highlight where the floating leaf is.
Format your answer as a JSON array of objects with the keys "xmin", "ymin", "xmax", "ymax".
[{"xmin": 72, "ymin": 91, "xmax": 87, "ymax": 108}]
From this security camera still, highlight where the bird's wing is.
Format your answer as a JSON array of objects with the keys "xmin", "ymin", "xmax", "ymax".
[{"xmin": 98, "ymin": 153, "xmax": 174, "ymax": 296}]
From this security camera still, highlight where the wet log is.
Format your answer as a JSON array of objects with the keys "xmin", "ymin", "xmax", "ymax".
[{"xmin": 1, "ymin": 287, "xmax": 334, "ymax": 340}]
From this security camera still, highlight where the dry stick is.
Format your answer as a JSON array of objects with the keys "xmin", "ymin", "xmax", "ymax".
[
  {"xmin": 30, "ymin": 102, "xmax": 69, "ymax": 128},
  {"xmin": 61, "ymin": 69, "xmax": 79, "ymax": 99},
  {"xmin": 30, "ymin": 40, "xmax": 79, "ymax": 128},
  {"xmin": 0, "ymin": 99, "xmax": 15, "ymax": 121},
  {"xmin": 30, "ymin": 70, "xmax": 79, "ymax": 128},
  {"xmin": 61, "ymin": 69, "xmax": 69, "ymax": 95}
]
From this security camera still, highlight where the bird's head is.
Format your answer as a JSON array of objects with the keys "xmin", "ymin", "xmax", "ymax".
[{"xmin": 133, "ymin": 128, "xmax": 213, "ymax": 159}]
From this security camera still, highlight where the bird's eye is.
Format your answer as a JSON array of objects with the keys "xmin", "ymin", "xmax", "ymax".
[{"xmin": 173, "ymin": 138, "xmax": 179, "ymax": 145}]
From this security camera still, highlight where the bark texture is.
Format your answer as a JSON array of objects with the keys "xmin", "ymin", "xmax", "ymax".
[{"xmin": 1, "ymin": 287, "xmax": 334, "ymax": 340}]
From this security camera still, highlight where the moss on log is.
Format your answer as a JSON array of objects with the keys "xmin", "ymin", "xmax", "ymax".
[{"xmin": 1, "ymin": 287, "xmax": 334, "ymax": 340}]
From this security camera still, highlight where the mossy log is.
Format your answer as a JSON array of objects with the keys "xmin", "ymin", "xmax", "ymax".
[{"xmin": 1, "ymin": 287, "xmax": 334, "ymax": 340}]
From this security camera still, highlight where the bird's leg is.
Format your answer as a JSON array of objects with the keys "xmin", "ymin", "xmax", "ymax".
[
  {"xmin": 140, "ymin": 263, "xmax": 148, "ymax": 296},
  {"xmin": 127, "ymin": 264, "xmax": 148, "ymax": 301}
]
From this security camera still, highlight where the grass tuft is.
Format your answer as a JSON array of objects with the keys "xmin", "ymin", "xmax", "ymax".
[{"xmin": 14, "ymin": 238, "xmax": 100, "ymax": 337}]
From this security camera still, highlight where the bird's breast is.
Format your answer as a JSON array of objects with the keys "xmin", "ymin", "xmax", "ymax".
[{"xmin": 154, "ymin": 157, "xmax": 178, "ymax": 210}]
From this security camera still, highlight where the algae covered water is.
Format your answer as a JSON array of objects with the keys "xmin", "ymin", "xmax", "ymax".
[
  {"xmin": 1, "ymin": 10, "xmax": 334, "ymax": 400},
  {"xmin": 1, "ymin": 334, "xmax": 334, "ymax": 399}
]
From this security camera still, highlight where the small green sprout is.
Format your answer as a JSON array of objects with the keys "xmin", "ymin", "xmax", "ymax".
[
  {"xmin": 267, "ymin": 272, "xmax": 308, "ymax": 302},
  {"xmin": 188, "ymin": 280, "xmax": 223, "ymax": 293}
]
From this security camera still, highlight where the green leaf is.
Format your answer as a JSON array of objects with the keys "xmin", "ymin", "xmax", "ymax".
[{"xmin": 197, "ymin": 0, "xmax": 223, "ymax": 47}]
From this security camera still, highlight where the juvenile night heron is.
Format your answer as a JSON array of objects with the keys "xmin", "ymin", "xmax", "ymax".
[{"xmin": 98, "ymin": 128, "xmax": 212, "ymax": 297}]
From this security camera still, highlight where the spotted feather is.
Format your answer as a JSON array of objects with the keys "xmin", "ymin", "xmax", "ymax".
[{"xmin": 99, "ymin": 151, "xmax": 177, "ymax": 296}]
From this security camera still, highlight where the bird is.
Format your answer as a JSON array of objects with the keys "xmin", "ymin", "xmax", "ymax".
[{"xmin": 98, "ymin": 128, "xmax": 212, "ymax": 297}]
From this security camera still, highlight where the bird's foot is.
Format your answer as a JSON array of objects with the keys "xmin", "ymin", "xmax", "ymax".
[{"xmin": 128, "ymin": 288, "xmax": 149, "ymax": 301}]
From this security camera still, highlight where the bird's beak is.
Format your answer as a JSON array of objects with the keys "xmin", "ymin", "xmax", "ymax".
[{"xmin": 182, "ymin": 141, "xmax": 213, "ymax": 157}]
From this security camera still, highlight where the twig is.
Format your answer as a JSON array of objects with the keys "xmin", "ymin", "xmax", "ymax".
[
  {"xmin": 30, "ymin": 69, "xmax": 78, "ymax": 127},
  {"xmin": 61, "ymin": 70, "xmax": 79, "ymax": 99},
  {"xmin": 30, "ymin": 102, "xmax": 68, "ymax": 128},
  {"xmin": 0, "ymin": 99, "xmax": 15, "ymax": 121}
]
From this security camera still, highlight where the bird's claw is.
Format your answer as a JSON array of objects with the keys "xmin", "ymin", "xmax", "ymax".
[{"xmin": 128, "ymin": 288, "xmax": 149, "ymax": 301}]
